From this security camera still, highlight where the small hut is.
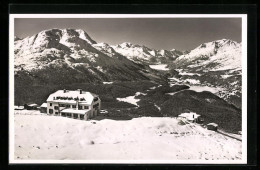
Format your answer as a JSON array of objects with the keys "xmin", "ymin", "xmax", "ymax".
[
  {"xmin": 207, "ymin": 123, "xmax": 218, "ymax": 131},
  {"xmin": 178, "ymin": 112, "xmax": 202, "ymax": 123},
  {"xmin": 14, "ymin": 105, "xmax": 24, "ymax": 110},
  {"xmin": 24, "ymin": 102, "xmax": 39, "ymax": 110},
  {"xmin": 40, "ymin": 103, "xmax": 47, "ymax": 113}
]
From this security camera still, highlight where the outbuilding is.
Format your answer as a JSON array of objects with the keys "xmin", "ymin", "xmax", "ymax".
[
  {"xmin": 207, "ymin": 123, "xmax": 218, "ymax": 131},
  {"xmin": 40, "ymin": 103, "xmax": 47, "ymax": 113},
  {"xmin": 178, "ymin": 112, "xmax": 203, "ymax": 123},
  {"xmin": 14, "ymin": 105, "xmax": 24, "ymax": 110},
  {"xmin": 24, "ymin": 102, "xmax": 39, "ymax": 110}
]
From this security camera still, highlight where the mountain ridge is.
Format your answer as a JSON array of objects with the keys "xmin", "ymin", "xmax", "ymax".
[
  {"xmin": 14, "ymin": 28, "xmax": 165, "ymax": 84},
  {"xmin": 14, "ymin": 28, "xmax": 242, "ymax": 108}
]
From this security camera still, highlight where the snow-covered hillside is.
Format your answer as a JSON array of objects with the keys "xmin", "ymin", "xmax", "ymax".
[
  {"xmin": 14, "ymin": 28, "xmax": 162, "ymax": 83},
  {"xmin": 112, "ymin": 42, "xmax": 182, "ymax": 64},
  {"xmin": 14, "ymin": 111, "xmax": 242, "ymax": 161},
  {"xmin": 14, "ymin": 28, "xmax": 97, "ymax": 71},
  {"xmin": 176, "ymin": 39, "xmax": 241, "ymax": 72},
  {"xmin": 169, "ymin": 39, "xmax": 242, "ymax": 108}
]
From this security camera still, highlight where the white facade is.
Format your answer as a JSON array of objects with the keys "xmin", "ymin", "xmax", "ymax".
[
  {"xmin": 46, "ymin": 89, "xmax": 101, "ymax": 120},
  {"xmin": 178, "ymin": 112, "xmax": 202, "ymax": 123}
]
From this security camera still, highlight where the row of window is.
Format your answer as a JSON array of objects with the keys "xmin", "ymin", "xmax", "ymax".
[
  {"xmin": 59, "ymin": 104, "xmax": 71, "ymax": 108},
  {"xmin": 61, "ymin": 112, "xmax": 85, "ymax": 119},
  {"xmin": 49, "ymin": 109, "xmax": 86, "ymax": 119},
  {"xmin": 49, "ymin": 103, "xmax": 89, "ymax": 110},
  {"xmin": 49, "ymin": 109, "xmax": 59, "ymax": 114},
  {"xmin": 54, "ymin": 96, "xmax": 86, "ymax": 101}
]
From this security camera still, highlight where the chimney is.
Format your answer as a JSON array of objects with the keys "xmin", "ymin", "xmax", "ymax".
[
  {"xmin": 78, "ymin": 89, "xmax": 82, "ymax": 94},
  {"xmin": 63, "ymin": 89, "xmax": 66, "ymax": 93}
]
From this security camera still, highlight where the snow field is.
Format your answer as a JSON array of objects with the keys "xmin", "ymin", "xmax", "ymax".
[
  {"xmin": 14, "ymin": 113, "xmax": 242, "ymax": 161},
  {"xmin": 149, "ymin": 64, "xmax": 169, "ymax": 71}
]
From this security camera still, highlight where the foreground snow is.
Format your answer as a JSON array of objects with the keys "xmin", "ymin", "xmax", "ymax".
[{"xmin": 14, "ymin": 111, "xmax": 242, "ymax": 161}]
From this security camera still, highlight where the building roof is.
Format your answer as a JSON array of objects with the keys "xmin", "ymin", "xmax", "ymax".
[
  {"xmin": 25, "ymin": 102, "xmax": 37, "ymax": 105},
  {"xmin": 40, "ymin": 103, "xmax": 47, "ymax": 107},
  {"xmin": 47, "ymin": 90, "xmax": 98, "ymax": 105},
  {"xmin": 178, "ymin": 112, "xmax": 200, "ymax": 121},
  {"xmin": 14, "ymin": 106, "xmax": 24, "ymax": 110},
  {"xmin": 207, "ymin": 123, "xmax": 218, "ymax": 127},
  {"xmin": 28, "ymin": 103, "xmax": 39, "ymax": 107},
  {"xmin": 61, "ymin": 109, "xmax": 89, "ymax": 115}
]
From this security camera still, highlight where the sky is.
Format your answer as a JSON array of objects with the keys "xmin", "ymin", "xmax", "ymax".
[{"xmin": 14, "ymin": 18, "xmax": 242, "ymax": 51}]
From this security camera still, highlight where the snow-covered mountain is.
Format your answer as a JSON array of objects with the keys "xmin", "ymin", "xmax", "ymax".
[
  {"xmin": 169, "ymin": 39, "xmax": 242, "ymax": 108},
  {"xmin": 175, "ymin": 39, "xmax": 241, "ymax": 71},
  {"xmin": 14, "ymin": 28, "xmax": 163, "ymax": 84},
  {"xmin": 14, "ymin": 28, "xmax": 242, "ymax": 108},
  {"xmin": 111, "ymin": 42, "xmax": 183, "ymax": 64}
]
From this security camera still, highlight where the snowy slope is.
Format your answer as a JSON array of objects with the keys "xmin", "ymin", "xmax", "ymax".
[
  {"xmin": 176, "ymin": 39, "xmax": 241, "ymax": 71},
  {"xmin": 14, "ymin": 28, "xmax": 97, "ymax": 71},
  {"xmin": 14, "ymin": 111, "xmax": 242, "ymax": 161},
  {"xmin": 170, "ymin": 39, "xmax": 242, "ymax": 108},
  {"xmin": 14, "ymin": 28, "xmax": 162, "ymax": 83}
]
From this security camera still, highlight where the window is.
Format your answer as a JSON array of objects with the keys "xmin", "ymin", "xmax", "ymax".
[
  {"xmin": 78, "ymin": 105, "xmax": 82, "ymax": 110},
  {"xmin": 73, "ymin": 114, "xmax": 78, "ymax": 119},
  {"xmin": 61, "ymin": 113, "xmax": 66, "ymax": 117},
  {"xmin": 54, "ymin": 106, "xmax": 59, "ymax": 110},
  {"xmin": 59, "ymin": 104, "xmax": 65, "ymax": 107},
  {"xmin": 84, "ymin": 106, "xmax": 89, "ymax": 109},
  {"xmin": 66, "ymin": 104, "xmax": 70, "ymax": 108},
  {"xmin": 72, "ymin": 105, "xmax": 76, "ymax": 108},
  {"xmin": 67, "ymin": 113, "xmax": 72, "ymax": 117},
  {"xmin": 50, "ymin": 103, "xmax": 52, "ymax": 106},
  {"xmin": 93, "ymin": 103, "xmax": 99, "ymax": 109},
  {"xmin": 49, "ymin": 109, "xmax": 53, "ymax": 114},
  {"xmin": 80, "ymin": 98, "xmax": 85, "ymax": 101},
  {"xmin": 55, "ymin": 112, "xmax": 58, "ymax": 115},
  {"xmin": 80, "ymin": 115, "xmax": 84, "ymax": 120}
]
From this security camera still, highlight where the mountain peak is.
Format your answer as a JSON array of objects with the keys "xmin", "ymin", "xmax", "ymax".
[
  {"xmin": 120, "ymin": 42, "xmax": 134, "ymax": 48},
  {"xmin": 35, "ymin": 28, "xmax": 96, "ymax": 45},
  {"xmin": 196, "ymin": 39, "xmax": 239, "ymax": 50}
]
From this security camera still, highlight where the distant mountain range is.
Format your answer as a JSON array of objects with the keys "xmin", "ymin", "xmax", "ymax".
[
  {"xmin": 14, "ymin": 28, "xmax": 242, "ymax": 108},
  {"xmin": 111, "ymin": 42, "xmax": 183, "ymax": 64}
]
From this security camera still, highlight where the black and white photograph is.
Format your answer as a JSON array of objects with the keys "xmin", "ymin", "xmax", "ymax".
[{"xmin": 9, "ymin": 14, "xmax": 247, "ymax": 164}]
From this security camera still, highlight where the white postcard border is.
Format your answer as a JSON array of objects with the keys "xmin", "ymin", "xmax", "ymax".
[{"xmin": 9, "ymin": 14, "xmax": 247, "ymax": 164}]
